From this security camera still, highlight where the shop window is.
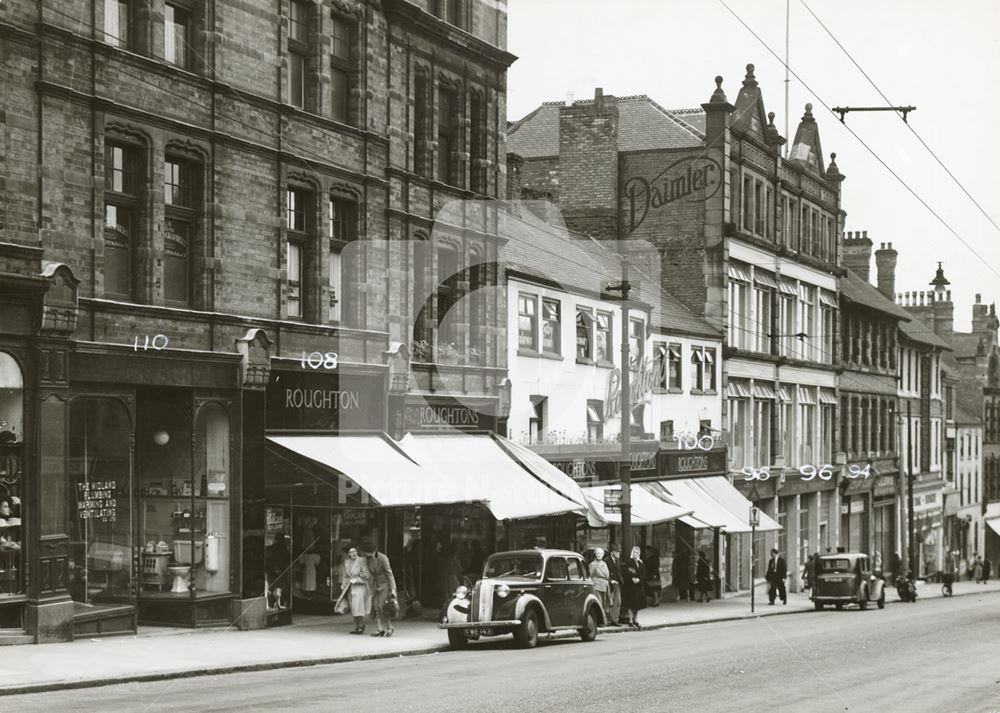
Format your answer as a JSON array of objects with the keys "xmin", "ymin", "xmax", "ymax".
[
  {"xmin": 105, "ymin": 141, "xmax": 144, "ymax": 300},
  {"xmin": 68, "ymin": 397, "xmax": 132, "ymax": 605},
  {"xmin": 542, "ymin": 298, "xmax": 560, "ymax": 355},
  {"xmin": 0, "ymin": 354, "xmax": 24, "ymax": 599},
  {"xmin": 576, "ymin": 307, "xmax": 594, "ymax": 362},
  {"xmin": 586, "ymin": 400, "xmax": 603, "ymax": 443},
  {"xmin": 164, "ymin": 3, "xmax": 190, "ymax": 69},
  {"xmin": 327, "ymin": 194, "xmax": 358, "ymax": 324},
  {"xmin": 330, "ymin": 13, "xmax": 356, "ymax": 124},
  {"xmin": 595, "ymin": 311, "xmax": 612, "ymax": 363},
  {"xmin": 104, "ymin": 0, "xmax": 131, "ymax": 49}
]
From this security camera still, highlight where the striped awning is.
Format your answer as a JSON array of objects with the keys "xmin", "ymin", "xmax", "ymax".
[
  {"xmin": 819, "ymin": 290, "xmax": 838, "ymax": 307},
  {"xmin": 754, "ymin": 271, "xmax": 778, "ymax": 289},
  {"xmin": 728, "ymin": 263, "xmax": 751, "ymax": 282},
  {"xmin": 752, "ymin": 382, "xmax": 778, "ymax": 399},
  {"xmin": 819, "ymin": 388, "xmax": 838, "ymax": 405}
]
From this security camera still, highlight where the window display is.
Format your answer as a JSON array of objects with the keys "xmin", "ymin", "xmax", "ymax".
[
  {"xmin": 68, "ymin": 397, "xmax": 133, "ymax": 604},
  {"xmin": 0, "ymin": 353, "xmax": 24, "ymax": 599}
]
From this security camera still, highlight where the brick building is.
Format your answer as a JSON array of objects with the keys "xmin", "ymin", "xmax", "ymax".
[
  {"xmin": 897, "ymin": 265, "xmax": 1000, "ymax": 570},
  {"xmin": 0, "ymin": 0, "xmax": 514, "ymax": 642},
  {"xmin": 508, "ymin": 64, "xmax": 847, "ymax": 591}
]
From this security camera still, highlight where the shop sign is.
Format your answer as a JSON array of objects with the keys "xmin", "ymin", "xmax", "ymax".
[
  {"xmin": 77, "ymin": 481, "xmax": 118, "ymax": 523},
  {"xmin": 623, "ymin": 157, "xmax": 723, "ymax": 234},
  {"xmin": 913, "ymin": 491, "xmax": 941, "ymax": 513},
  {"xmin": 402, "ymin": 401, "xmax": 497, "ymax": 433},
  {"xmin": 658, "ymin": 450, "xmax": 726, "ymax": 478},
  {"xmin": 605, "ymin": 360, "xmax": 662, "ymax": 420},
  {"xmin": 603, "ymin": 488, "xmax": 622, "ymax": 514},
  {"xmin": 265, "ymin": 507, "xmax": 284, "ymax": 534},
  {"xmin": 266, "ymin": 370, "xmax": 384, "ymax": 432},
  {"xmin": 551, "ymin": 444, "xmax": 659, "ymax": 484}
]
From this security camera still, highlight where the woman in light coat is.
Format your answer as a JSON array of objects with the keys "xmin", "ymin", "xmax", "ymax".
[
  {"xmin": 341, "ymin": 546, "xmax": 372, "ymax": 634},
  {"xmin": 588, "ymin": 547, "xmax": 611, "ymax": 614}
]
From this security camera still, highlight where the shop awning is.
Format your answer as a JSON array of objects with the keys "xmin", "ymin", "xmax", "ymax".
[
  {"xmin": 492, "ymin": 435, "xmax": 589, "ymax": 509},
  {"xmin": 654, "ymin": 476, "xmax": 782, "ymax": 533},
  {"xmin": 265, "ymin": 434, "xmax": 481, "ymax": 507},
  {"xmin": 581, "ymin": 483, "xmax": 693, "ymax": 526},
  {"xmin": 398, "ymin": 434, "xmax": 585, "ymax": 521},
  {"xmin": 987, "ymin": 518, "xmax": 1000, "ymax": 536}
]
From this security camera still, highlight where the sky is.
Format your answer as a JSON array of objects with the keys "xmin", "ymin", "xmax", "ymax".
[{"xmin": 506, "ymin": 0, "xmax": 1000, "ymax": 333}]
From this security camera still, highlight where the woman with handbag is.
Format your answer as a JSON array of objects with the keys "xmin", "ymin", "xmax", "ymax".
[
  {"xmin": 340, "ymin": 546, "xmax": 371, "ymax": 634},
  {"xmin": 362, "ymin": 541, "xmax": 398, "ymax": 637},
  {"xmin": 588, "ymin": 547, "xmax": 611, "ymax": 614}
]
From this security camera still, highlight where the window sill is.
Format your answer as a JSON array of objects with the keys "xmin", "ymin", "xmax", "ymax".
[
  {"xmin": 690, "ymin": 389, "xmax": 704, "ymax": 396},
  {"xmin": 577, "ymin": 357, "xmax": 595, "ymax": 366},
  {"xmin": 517, "ymin": 348, "xmax": 541, "ymax": 358},
  {"xmin": 595, "ymin": 360, "xmax": 614, "ymax": 369},
  {"xmin": 668, "ymin": 387, "xmax": 683, "ymax": 394},
  {"xmin": 703, "ymin": 389, "xmax": 718, "ymax": 396},
  {"xmin": 541, "ymin": 352, "xmax": 563, "ymax": 361}
]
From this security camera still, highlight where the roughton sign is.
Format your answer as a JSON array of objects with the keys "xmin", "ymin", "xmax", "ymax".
[{"xmin": 623, "ymin": 156, "xmax": 722, "ymax": 233}]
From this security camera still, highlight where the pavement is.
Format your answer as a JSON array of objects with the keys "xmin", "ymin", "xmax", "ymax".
[{"xmin": 4, "ymin": 576, "xmax": 999, "ymax": 696}]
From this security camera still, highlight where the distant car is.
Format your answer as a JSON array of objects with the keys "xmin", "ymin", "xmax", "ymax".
[
  {"xmin": 439, "ymin": 549, "xmax": 606, "ymax": 649},
  {"xmin": 811, "ymin": 552, "xmax": 886, "ymax": 611}
]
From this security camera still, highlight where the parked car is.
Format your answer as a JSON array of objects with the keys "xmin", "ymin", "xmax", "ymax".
[
  {"xmin": 439, "ymin": 549, "xmax": 606, "ymax": 649},
  {"xmin": 811, "ymin": 552, "xmax": 885, "ymax": 611}
]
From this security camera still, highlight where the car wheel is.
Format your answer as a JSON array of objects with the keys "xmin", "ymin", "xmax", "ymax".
[
  {"xmin": 835, "ymin": 603, "xmax": 843, "ymax": 610},
  {"xmin": 514, "ymin": 608, "xmax": 540, "ymax": 649},
  {"xmin": 447, "ymin": 629, "xmax": 469, "ymax": 650},
  {"xmin": 813, "ymin": 601, "xmax": 823, "ymax": 611},
  {"xmin": 877, "ymin": 591, "xmax": 885, "ymax": 609},
  {"xmin": 858, "ymin": 592, "xmax": 868, "ymax": 611},
  {"xmin": 579, "ymin": 607, "xmax": 599, "ymax": 642}
]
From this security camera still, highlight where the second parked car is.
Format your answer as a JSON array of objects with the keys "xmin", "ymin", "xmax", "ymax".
[{"xmin": 811, "ymin": 552, "xmax": 885, "ymax": 611}]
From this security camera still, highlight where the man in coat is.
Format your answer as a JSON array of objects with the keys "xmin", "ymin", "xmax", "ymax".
[
  {"xmin": 606, "ymin": 543, "xmax": 625, "ymax": 624},
  {"xmin": 672, "ymin": 548, "xmax": 690, "ymax": 602},
  {"xmin": 765, "ymin": 547, "xmax": 787, "ymax": 605},
  {"xmin": 362, "ymin": 540, "xmax": 397, "ymax": 636}
]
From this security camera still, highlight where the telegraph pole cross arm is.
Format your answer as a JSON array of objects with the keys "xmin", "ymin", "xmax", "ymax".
[{"xmin": 832, "ymin": 106, "xmax": 916, "ymax": 124}]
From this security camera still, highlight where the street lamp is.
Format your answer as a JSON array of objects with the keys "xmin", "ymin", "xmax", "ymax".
[{"xmin": 606, "ymin": 259, "xmax": 633, "ymax": 558}]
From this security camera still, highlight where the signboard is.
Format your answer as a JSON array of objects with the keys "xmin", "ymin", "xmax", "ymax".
[
  {"xmin": 266, "ymin": 370, "xmax": 385, "ymax": 432},
  {"xmin": 912, "ymin": 491, "xmax": 942, "ymax": 513},
  {"xmin": 77, "ymin": 480, "xmax": 118, "ymax": 523},
  {"xmin": 402, "ymin": 399, "xmax": 497, "ymax": 433},
  {"xmin": 623, "ymin": 157, "xmax": 724, "ymax": 234},
  {"xmin": 603, "ymin": 488, "xmax": 622, "ymax": 514},
  {"xmin": 550, "ymin": 443, "xmax": 660, "ymax": 484},
  {"xmin": 658, "ymin": 449, "xmax": 727, "ymax": 479}
]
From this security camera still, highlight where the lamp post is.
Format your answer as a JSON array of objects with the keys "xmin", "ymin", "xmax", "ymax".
[
  {"xmin": 606, "ymin": 259, "xmax": 632, "ymax": 557},
  {"xmin": 750, "ymin": 505, "xmax": 760, "ymax": 613}
]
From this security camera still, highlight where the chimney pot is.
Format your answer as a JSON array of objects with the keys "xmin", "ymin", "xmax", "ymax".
[
  {"xmin": 976, "ymin": 293, "xmax": 982, "ymax": 303},
  {"xmin": 595, "ymin": 87, "xmax": 604, "ymax": 102},
  {"xmin": 862, "ymin": 230, "xmax": 868, "ymax": 240},
  {"xmin": 888, "ymin": 242, "xmax": 893, "ymax": 249},
  {"xmin": 947, "ymin": 290, "xmax": 951, "ymax": 301}
]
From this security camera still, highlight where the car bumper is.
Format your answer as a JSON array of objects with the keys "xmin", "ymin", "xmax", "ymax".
[
  {"xmin": 811, "ymin": 596, "xmax": 856, "ymax": 603},
  {"xmin": 438, "ymin": 619, "xmax": 521, "ymax": 629}
]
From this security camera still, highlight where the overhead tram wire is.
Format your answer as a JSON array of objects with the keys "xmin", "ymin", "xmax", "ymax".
[
  {"xmin": 714, "ymin": 0, "xmax": 1000, "ymax": 283},
  {"xmin": 799, "ymin": 0, "xmax": 1000, "ymax": 237}
]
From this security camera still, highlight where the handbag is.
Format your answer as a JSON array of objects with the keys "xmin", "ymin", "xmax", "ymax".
[
  {"xmin": 334, "ymin": 586, "xmax": 350, "ymax": 614},
  {"xmin": 384, "ymin": 594, "xmax": 400, "ymax": 618}
]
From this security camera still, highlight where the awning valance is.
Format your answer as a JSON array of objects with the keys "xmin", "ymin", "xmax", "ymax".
[
  {"xmin": 653, "ymin": 476, "xmax": 782, "ymax": 533},
  {"xmin": 265, "ymin": 434, "xmax": 480, "ymax": 507},
  {"xmin": 398, "ymin": 434, "xmax": 584, "ymax": 521},
  {"xmin": 492, "ymin": 435, "xmax": 589, "ymax": 509},
  {"xmin": 987, "ymin": 518, "xmax": 1000, "ymax": 536},
  {"xmin": 581, "ymin": 483, "xmax": 693, "ymax": 526}
]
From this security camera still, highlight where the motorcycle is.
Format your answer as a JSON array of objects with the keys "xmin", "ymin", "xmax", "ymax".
[{"xmin": 895, "ymin": 571, "xmax": 918, "ymax": 602}]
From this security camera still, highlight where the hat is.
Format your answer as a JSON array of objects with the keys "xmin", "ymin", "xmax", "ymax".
[
  {"xmin": 770, "ymin": 547, "xmax": 778, "ymax": 554},
  {"xmin": 609, "ymin": 543, "xmax": 620, "ymax": 552},
  {"xmin": 360, "ymin": 540, "xmax": 376, "ymax": 553}
]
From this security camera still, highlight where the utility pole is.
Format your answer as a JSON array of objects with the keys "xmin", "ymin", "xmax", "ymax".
[
  {"xmin": 608, "ymin": 259, "xmax": 632, "ymax": 558},
  {"xmin": 907, "ymin": 399, "xmax": 916, "ymax": 575}
]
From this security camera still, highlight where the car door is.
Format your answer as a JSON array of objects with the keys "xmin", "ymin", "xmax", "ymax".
[
  {"xmin": 542, "ymin": 556, "xmax": 570, "ymax": 626},
  {"xmin": 564, "ymin": 556, "xmax": 590, "ymax": 625}
]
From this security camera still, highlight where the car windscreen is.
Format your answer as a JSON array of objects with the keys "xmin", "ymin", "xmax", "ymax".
[
  {"xmin": 483, "ymin": 555, "xmax": 543, "ymax": 579},
  {"xmin": 819, "ymin": 558, "xmax": 852, "ymax": 573}
]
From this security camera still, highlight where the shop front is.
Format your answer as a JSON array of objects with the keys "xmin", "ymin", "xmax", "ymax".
[
  {"xmin": 912, "ymin": 486, "xmax": 944, "ymax": 578},
  {"xmin": 872, "ymin": 473, "xmax": 898, "ymax": 574}
]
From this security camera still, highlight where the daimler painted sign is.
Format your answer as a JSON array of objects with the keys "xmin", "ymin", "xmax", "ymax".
[{"xmin": 624, "ymin": 157, "xmax": 722, "ymax": 234}]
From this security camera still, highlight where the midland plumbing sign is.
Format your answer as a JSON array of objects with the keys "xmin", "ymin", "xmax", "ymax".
[{"xmin": 622, "ymin": 156, "xmax": 722, "ymax": 234}]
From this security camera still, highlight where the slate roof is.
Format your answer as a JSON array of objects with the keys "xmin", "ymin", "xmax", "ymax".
[
  {"xmin": 898, "ymin": 313, "xmax": 953, "ymax": 350},
  {"xmin": 954, "ymin": 404, "xmax": 982, "ymax": 426},
  {"xmin": 508, "ymin": 96, "xmax": 704, "ymax": 159},
  {"xmin": 500, "ymin": 206, "xmax": 720, "ymax": 339},
  {"xmin": 948, "ymin": 332, "xmax": 985, "ymax": 359},
  {"xmin": 839, "ymin": 270, "xmax": 912, "ymax": 322}
]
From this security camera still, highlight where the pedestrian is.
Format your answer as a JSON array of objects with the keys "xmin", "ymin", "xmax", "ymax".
[
  {"xmin": 439, "ymin": 543, "xmax": 461, "ymax": 606},
  {"xmin": 606, "ymin": 543, "xmax": 624, "ymax": 624},
  {"xmin": 621, "ymin": 546, "xmax": 646, "ymax": 628},
  {"xmin": 672, "ymin": 548, "xmax": 690, "ymax": 602},
  {"xmin": 983, "ymin": 558, "xmax": 992, "ymax": 582},
  {"xmin": 643, "ymin": 545, "xmax": 661, "ymax": 607},
  {"xmin": 695, "ymin": 550, "xmax": 712, "ymax": 602},
  {"xmin": 362, "ymin": 540, "xmax": 397, "ymax": 637},
  {"xmin": 943, "ymin": 549, "xmax": 958, "ymax": 594},
  {"xmin": 973, "ymin": 554, "xmax": 984, "ymax": 583},
  {"xmin": 967, "ymin": 553, "xmax": 976, "ymax": 581},
  {"xmin": 765, "ymin": 547, "xmax": 787, "ymax": 605},
  {"xmin": 873, "ymin": 550, "xmax": 883, "ymax": 577},
  {"xmin": 891, "ymin": 552, "xmax": 903, "ymax": 584},
  {"xmin": 588, "ymin": 547, "xmax": 612, "ymax": 615},
  {"xmin": 340, "ymin": 546, "xmax": 371, "ymax": 634},
  {"xmin": 802, "ymin": 552, "xmax": 818, "ymax": 591}
]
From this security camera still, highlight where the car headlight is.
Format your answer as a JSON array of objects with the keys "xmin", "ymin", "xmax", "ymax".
[{"xmin": 496, "ymin": 583, "xmax": 510, "ymax": 598}]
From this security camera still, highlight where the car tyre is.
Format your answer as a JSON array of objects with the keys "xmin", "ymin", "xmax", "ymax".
[
  {"xmin": 579, "ymin": 606, "xmax": 599, "ymax": 642},
  {"xmin": 514, "ymin": 608, "xmax": 540, "ymax": 649},
  {"xmin": 877, "ymin": 591, "xmax": 885, "ymax": 609},
  {"xmin": 858, "ymin": 590, "xmax": 868, "ymax": 611},
  {"xmin": 813, "ymin": 601, "xmax": 823, "ymax": 611},
  {"xmin": 447, "ymin": 629, "xmax": 469, "ymax": 650}
]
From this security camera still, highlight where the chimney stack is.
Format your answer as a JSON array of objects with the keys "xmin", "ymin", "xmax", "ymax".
[
  {"xmin": 972, "ymin": 292, "xmax": 991, "ymax": 335},
  {"xmin": 506, "ymin": 152, "xmax": 524, "ymax": 202},
  {"xmin": 842, "ymin": 230, "xmax": 873, "ymax": 281},
  {"xmin": 874, "ymin": 242, "xmax": 898, "ymax": 299}
]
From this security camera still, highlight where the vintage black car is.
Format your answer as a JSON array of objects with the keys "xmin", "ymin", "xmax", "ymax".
[
  {"xmin": 811, "ymin": 552, "xmax": 886, "ymax": 610},
  {"xmin": 439, "ymin": 549, "xmax": 606, "ymax": 649}
]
